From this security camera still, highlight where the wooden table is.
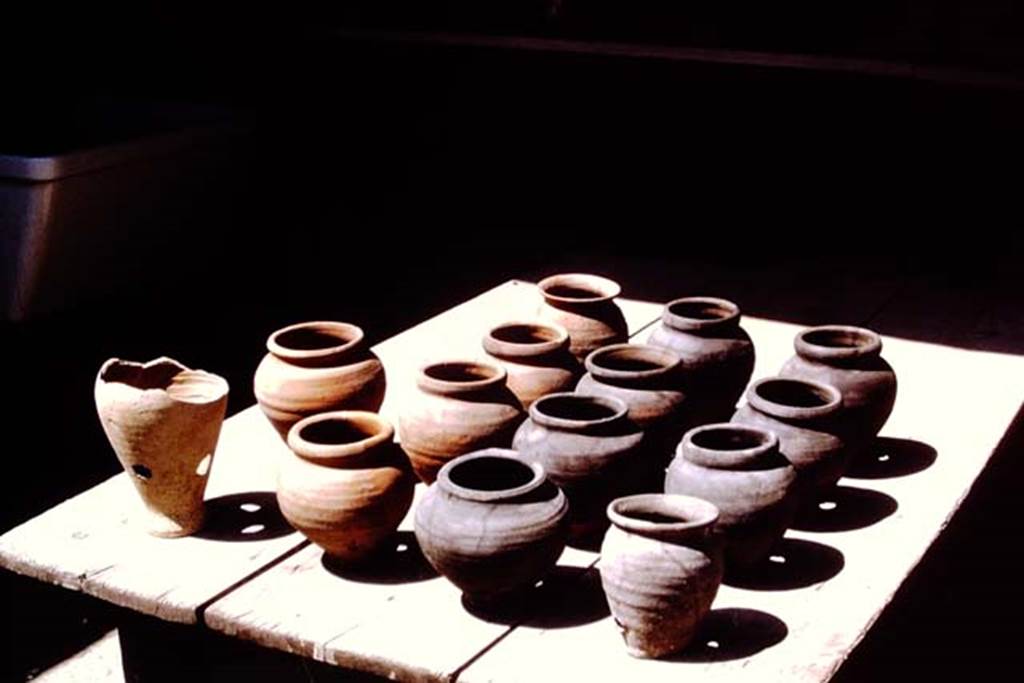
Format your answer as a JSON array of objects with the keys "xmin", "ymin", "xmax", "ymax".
[{"xmin": 2, "ymin": 279, "xmax": 1022, "ymax": 682}]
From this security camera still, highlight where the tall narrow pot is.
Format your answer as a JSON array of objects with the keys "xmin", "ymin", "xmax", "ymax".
[
  {"xmin": 600, "ymin": 494, "xmax": 723, "ymax": 658},
  {"xmin": 95, "ymin": 357, "xmax": 229, "ymax": 537}
]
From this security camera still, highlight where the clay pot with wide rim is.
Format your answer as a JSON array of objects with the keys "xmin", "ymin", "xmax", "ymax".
[
  {"xmin": 482, "ymin": 321, "xmax": 582, "ymax": 409},
  {"xmin": 731, "ymin": 378, "xmax": 847, "ymax": 498},
  {"xmin": 398, "ymin": 361, "xmax": 524, "ymax": 483},
  {"xmin": 254, "ymin": 321, "xmax": 385, "ymax": 439},
  {"xmin": 779, "ymin": 325, "xmax": 897, "ymax": 446},
  {"xmin": 512, "ymin": 393, "xmax": 647, "ymax": 542},
  {"xmin": 278, "ymin": 411, "xmax": 414, "ymax": 563},
  {"xmin": 576, "ymin": 343, "xmax": 689, "ymax": 469},
  {"xmin": 95, "ymin": 357, "xmax": 229, "ymax": 537},
  {"xmin": 647, "ymin": 297, "xmax": 755, "ymax": 423},
  {"xmin": 414, "ymin": 449, "xmax": 568, "ymax": 602},
  {"xmin": 665, "ymin": 423, "xmax": 798, "ymax": 569},
  {"xmin": 599, "ymin": 494, "xmax": 724, "ymax": 659},
  {"xmin": 537, "ymin": 273, "xmax": 628, "ymax": 361}
]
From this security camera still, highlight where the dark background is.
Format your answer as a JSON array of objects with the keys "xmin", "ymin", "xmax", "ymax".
[{"xmin": 2, "ymin": 3, "xmax": 1022, "ymax": 681}]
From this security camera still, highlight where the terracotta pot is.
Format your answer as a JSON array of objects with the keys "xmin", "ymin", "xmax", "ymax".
[
  {"xmin": 599, "ymin": 494, "xmax": 723, "ymax": 658},
  {"xmin": 577, "ymin": 343, "xmax": 688, "ymax": 467},
  {"xmin": 779, "ymin": 325, "xmax": 897, "ymax": 445},
  {"xmin": 536, "ymin": 273, "xmax": 628, "ymax": 361},
  {"xmin": 731, "ymin": 378, "xmax": 847, "ymax": 497},
  {"xmin": 95, "ymin": 357, "xmax": 229, "ymax": 537},
  {"xmin": 512, "ymin": 393, "xmax": 647, "ymax": 542},
  {"xmin": 278, "ymin": 411, "xmax": 414, "ymax": 563},
  {"xmin": 254, "ymin": 321, "xmax": 385, "ymax": 439},
  {"xmin": 414, "ymin": 449, "xmax": 568, "ymax": 601},
  {"xmin": 482, "ymin": 321, "xmax": 582, "ymax": 409},
  {"xmin": 398, "ymin": 361, "xmax": 524, "ymax": 483},
  {"xmin": 647, "ymin": 297, "xmax": 755, "ymax": 423},
  {"xmin": 665, "ymin": 424, "xmax": 798, "ymax": 569}
]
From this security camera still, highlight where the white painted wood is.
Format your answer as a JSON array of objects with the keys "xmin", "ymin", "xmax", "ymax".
[{"xmin": 459, "ymin": 321, "xmax": 1024, "ymax": 683}]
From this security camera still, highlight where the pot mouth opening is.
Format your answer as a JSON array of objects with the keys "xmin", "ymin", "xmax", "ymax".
[
  {"xmin": 538, "ymin": 273, "xmax": 621, "ymax": 303},
  {"xmin": 586, "ymin": 344, "xmax": 679, "ymax": 378},
  {"xmin": 439, "ymin": 450, "xmax": 545, "ymax": 502},
  {"xmin": 268, "ymin": 321, "xmax": 363, "ymax": 360},
  {"xmin": 288, "ymin": 411, "xmax": 392, "ymax": 460},
  {"xmin": 424, "ymin": 361, "xmax": 502, "ymax": 384},
  {"xmin": 490, "ymin": 323, "xmax": 565, "ymax": 345},
  {"xmin": 99, "ymin": 358, "xmax": 228, "ymax": 405},
  {"xmin": 690, "ymin": 425, "xmax": 771, "ymax": 451},
  {"xmin": 756, "ymin": 379, "xmax": 834, "ymax": 408},
  {"xmin": 667, "ymin": 297, "xmax": 738, "ymax": 322},
  {"xmin": 607, "ymin": 494, "xmax": 718, "ymax": 532},
  {"xmin": 531, "ymin": 393, "xmax": 627, "ymax": 427},
  {"xmin": 796, "ymin": 325, "xmax": 882, "ymax": 360}
]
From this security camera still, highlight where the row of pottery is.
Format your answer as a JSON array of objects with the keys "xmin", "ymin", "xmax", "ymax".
[{"xmin": 93, "ymin": 272, "xmax": 896, "ymax": 658}]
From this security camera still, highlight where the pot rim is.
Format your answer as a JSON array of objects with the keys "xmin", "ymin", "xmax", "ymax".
[
  {"xmin": 584, "ymin": 343, "xmax": 681, "ymax": 380},
  {"xmin": 436, "ymin": 449, "xmax": 547, "ymax": 503},
  {"xmin": 529, "ymin": 392, "xmax": 628, "ymax": 430},
  {"xmin": 287, "ymin": 410, "xmax": 394, "ymax": 464},
  {"xmin": 538, "ymin": 273, "xmax": 621, "ymax": 304},
  {"xmin": 97, "ymin": 357, "xmax": 229, "ymax": 406},
  {"xmin": 417, "ymin": 360, "xmax": 508, "ymax": 395},
  {"xmin": 483, "ymin": 321, "xmax": 570, "ymax": 359},
  {"xmin": 662, "ymin": 296, "xmax": 741, "ymax": 331},
  {"xmin": 746, "ymin": 377, "xmax": 842, "ymax": 421},
  {"xmin": 266, "ymin": 321, "xmax": 364, "ymax": 362},
  {"xmin": 607, "ymin": 493, "xmax": 719, "ymax": 534},
  {"xmin": 794, "ymin": 325, "xmax": 883, "ymax": 362},
  {"xmin": 678, "ymin": 423, "xmax": 781, "ymax": 469}
]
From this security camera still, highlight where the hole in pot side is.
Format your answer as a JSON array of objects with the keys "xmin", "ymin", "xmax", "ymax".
[
  {"xmin": 802, "ymin": 329, "xmax": 872, "ymax": 349},
  {"xmin": 756, "ymin": 380, "xmax": 833, "ymax": 408},
  {"xmin": 669, "ymin": 300, "xmax": 734, "ymax": 321},
  {"xmin": 299, "ymin": 418, "xmax": 379, "ymax": 446},
  {"xmin": 425, "ymin": 363, "xmax": 499, "ymax": 383},
  {"xmin": 491, "ymin": 325, "xmax": 561, "ymax": 345},
  {"xmin": 536, "ymin": 396, "xmax": 619, "ymax": 421},
  {"xmin": 449, "ymin": 457, "xmax": 535, "ymax": 492},
  {"xmin": 691, "ymin": 428, "xmax": 768, "ymax": 451},
  {"xmin": 593, "ymin": 350, "xmax": 668, "ymax": 373},
  {"xmin": 275, "ymin": 327, "xmax": 355, "ymax": 351}
]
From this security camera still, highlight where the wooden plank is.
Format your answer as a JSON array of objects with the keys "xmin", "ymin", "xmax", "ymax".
[
  {"xmin": 0, "ymin": 406, "xmax": 303, "ymax": 623},
  {"xmin": 202, "ymin": 284, "xmax": 660, "ymax": 680},
  {"xmin": 458, "ymin": 319, "xmax": 1024, "ymax": 682}
]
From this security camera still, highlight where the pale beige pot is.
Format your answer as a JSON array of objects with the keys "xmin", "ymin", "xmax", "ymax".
[
  {"xmin": 95, "ymin": 357, "xmax": 229, "ymax": 537},
  {"xmin": 254, "ymin": 321, "xmax": 386, "ymax": 439},
  {"xmin": 279, "ymin": 411, "xmax": 414, "ymax": 563}
]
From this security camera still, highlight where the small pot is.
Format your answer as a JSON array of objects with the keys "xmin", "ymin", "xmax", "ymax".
[
  {"xmin": 512, "ymin": 393, "xmax": 647, "ymax": 542},
  {"xmin": 482, "ymin": 321, "xmax": 582, "ymax": 409},
  {"xmin": 398, "ymin": 361, "xmax": 524, "ymax": 483},
  {"xmin": 779, "ymin": 325, "xmax": 897, "ymax": 446},
  {"xmin": 647, "ymin": 297, "xmax": 755, "ymax": 423},
  {"xmin": 278, "ymin": 411, "xmax": 414, "ymax": 563},
  {"xmin": 731, "ymin": 378, "xmax": 847, "ymax": 498},
  {"xmin": 666, "ymin": 424, "xmax": 798, "ymax": 569},
  {"xmin": 600, "ymin": 494, "xmax": 723, "ymax": 658},
  {"xmin": 536, "ymin": 273, "xmax": 628, "ymax": 361},
  {"xmin": 254, "ymin": 321, "xmax": 385, "ymax": 439},
  {"xmin": 577, "ymin": 343, "xmax": 688, "ymax": 468},
  {"xmin": 95, "ymin": 357, "xmax": 229, "ymax": 537},
  {"xmin": 414, "ymin": 449, "xmax": 568, "ymax": 602}
]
